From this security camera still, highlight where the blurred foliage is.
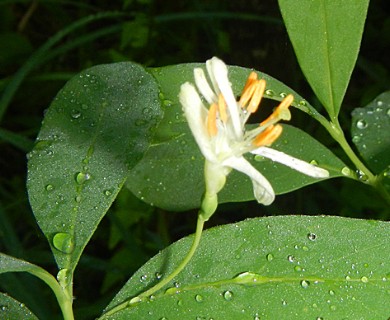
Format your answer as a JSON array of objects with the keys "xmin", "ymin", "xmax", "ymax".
[{"xmin": 0, "ymin": 0, "xmax": 389, "ymax": 319}]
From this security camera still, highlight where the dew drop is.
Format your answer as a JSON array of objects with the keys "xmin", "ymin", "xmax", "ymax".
[
  {"xmin": 53, "ymin": 232, "xmax": 74, "ymax": 254},
  {"xmin": 360, "ymin": 276, "xmax": 368, "ymax": 283},
  {"xmin": 279, "ymin": 92, "xmax": 287, "ymax": 98},
  {"xmin": 287, "ymin": 255, "xmax": 295, "ymax": 263},
  {"xmin": 307, "ymin": 232, "xmax": 317, "ymax": 241},
  {"xmin": 316, "ymin": 317, "xmax": 324, "ymax": 320},
  {"xmin": 377, "ymin": 100, "xmax": 384, "ymax": 107},
  {"xmin": 330, "ymin": 305, "xmax": 337, "ymax": 311},
  {"xmin": 294, "ymin": 266, "xmax": 302, "ymax": 272},
  {"xmin": 356, "ymin": 119, "xmax": 367, "ymax": 129},
  {"xmin": 75, "ymin": 172, "xmax": 91, "ymax": 184},
  {"xmin": 302, "ymin": 246, "xmax": 309, "ymax": 251},
  {"xmin": 57, "ymin": 268, "xmax": 71, "ymax": 288},
  {"xmin": 104, "ymin": 189, "xmax": 112, "ymax": 196},
  {"xmin": 254, "ymin": 313, "xmax": 261, "ymax": 320},
  {"xmin": 74, "ymin": 195, "xmax": 81, "ymax": 203},
  {"xmin": 71, "ymin": 110, "xmax": 81, "ymax": 119},
  {"xmin": 139, "ymin": 275, "xmax": 149, "ymax": 283},
  {"xmin": 356, "ymin": 170, "xmax": 368, "ymax": 182},
  {"xmin": 281, "ymin": 300, "xmax": 287, "ymax": 306},
  {"xmin": 300, "ymin": 280, "xmax": 310, "ymax": 288},
  {"xmin": 345, "ymin": 275, "xmax": 351, "ymax": 281},
  {"xmin": 163, "ymin": 99, "xmax": 173, "ymax": 107},
  {"xmin": 329, "ymin": 289, "xmax": 335, "ymax": 296},
  {"xmin": 309, "ymin": 160, "xmax": 318, "ymax": 166},
  {"xmin": 299, "ymin": 100, "xmax": 307, "ymax": 106},
  {"xmin": 254, "ymin": 155, "xmax": 266, "ymax": 162},
  {"xmin": 155, "ymin": 272, "xmax": 162, "ymax": 280},
  {"xmin": 45, "ymin": 184, "xmax": 54, "ymax": 192},
  {"xmin": 387, "ymin": 108, "xmax": 390, "ymax": 116},
  {"xmin": 266, "ymin": 253, "xmax": 274, "ymax": 261},
  {"xmin": 352, "ymin": 135, "xmax": 362, "ymax": 144},
  {"xmin": 1, "ymin": 305, "xmax": 8, "ymax": 311},
  {"xmin": 265, "ymin": 89, "xmax": 274, "ymax": 96},
  {"xmin": 341, "ymin": 167, "xmax": 351, "ymax": 176},
  {"xmin": 223, "ymin": 290, "xmax": 233, "ymax": 301},
  {"xmin": 195, "ymin": 294, "xmax": 203, "ymax": 302}
]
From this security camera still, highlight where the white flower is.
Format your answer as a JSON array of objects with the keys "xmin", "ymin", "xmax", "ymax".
[{"xmin": 179, "ymin": 57, "xmax": 329, "ymax": 218}]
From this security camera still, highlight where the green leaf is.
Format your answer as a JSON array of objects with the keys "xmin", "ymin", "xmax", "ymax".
[
  {"xmin": 27, "ymin": 62, "xmax": 162, "ymax": 272},
  {"xmin": 278, "ymin": 0, "xmax": 369, "ymax": 119},
  {"xmin": 0, "ymin": 293, "xmax": 38, "ymax": 320},
  {"xmin": 351, "ymin": 91, "xmax": 390, "ymax": 175},
  {"xmin": 126, "ymin": 63, "xmax": 345, "ymax": 211},
  {"xmin": 103, "ymin": 216, "xmax": 390, "ymax": 320}
]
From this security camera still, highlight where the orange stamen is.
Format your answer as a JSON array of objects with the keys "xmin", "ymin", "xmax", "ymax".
[
  {"xmin": 239, "ymin": 81, "xmax": 257, "ymax": 109},
  {"xmin": 207, "ymin": 103, "xmax": 218, "ymax": 136},
  {"xmin": 260, "ymin": 94, "xmax": 294, "ymax": 126},
  {"xmin": 253, "ymin": 124, "xmax": 283, "ymax": 147},
  {"xmin": 242, "ymin": 71, "xmax": 258, "ymax": 93},
  {"xmin": 218, "ymin": 94, "xmax": 228, "ymax": 123},
  {"xmin": 247, "ymin": 79, "xmax": 266, "ymax": 113}
]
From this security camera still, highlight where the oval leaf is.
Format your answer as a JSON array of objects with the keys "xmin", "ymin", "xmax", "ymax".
[
  {"xmin": 126, "ymin": 64, "xmax": 345, "ymax": 211},
  {"xmin": 351, "ymin": 91, "xmax": 390, "ymax": 175},
  {"xmin": 278, "ymin": 0, "xmax": 369, "ymax": 119},
  {"xmin": 103, "ymin": 216, "xmax": 390, "ymax": 319},
  {"xmin": 27, "ymin": 62, "xmax": 162, "ymax": 272}
]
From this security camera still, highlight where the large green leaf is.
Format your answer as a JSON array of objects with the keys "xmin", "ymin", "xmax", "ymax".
[
  {"xmin": 126, "ymin": 64, "xmax": 345, "ymax": 211},
  {"xmin": 27, "ymin": 62, "xmax": 162, "ymax": 272},
  {"xmin": 351, "ymin": 91, "xmax": 390, "ymax": 175},
  {"xmin": 102, "ymin": 216, "xmax": 390, "ymax": 319},
  {"xmin": 278, "ymin": 0, "xmax": 369, "ymax": 119},
  {"xmin": 0, "ymin": 293, "xmax": 38, "ymax": 320}
]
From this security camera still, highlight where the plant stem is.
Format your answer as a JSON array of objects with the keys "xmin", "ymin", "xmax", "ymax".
[
  {"xmin": 28, "ymin": 268, "xmax": 74, "ymax": 320},
  {"xmin": 99, "ymin": 214, "xmax": 206, "ymax": 319},
  {"xmin": 326, "ymin": 118, "xmax": 375, "ymax": 182}
]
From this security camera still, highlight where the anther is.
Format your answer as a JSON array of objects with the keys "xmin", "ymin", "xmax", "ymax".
[
  {"xmin": 253, "ymin": 124, "xmax": 283, "ymax": 147},
  {"xmin": 207, "ymin": 103, "xmax": 218, "ymax": 136}
]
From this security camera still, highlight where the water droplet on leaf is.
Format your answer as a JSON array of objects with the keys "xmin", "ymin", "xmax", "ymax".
[
  {"xmin": 45, "ymin": 184, "xmax": 54, "ymax": 191},
  {"xmin": 75, "ymin": 172, "xmax": 91, "ymax": 184},
  {"xmin": 287, "ymin": 255, "xmax": 295, "ymax": 263},
  {"xmin": 223, "ymin": 290, "xmax": 233, "ymax": 301},
  {"xmin": 307, "ymin": 233, "xmax": 317, "ymax": 241},
  {"xmin": 356, "ymin": 119, "xmax": 367, "ymax": 129},
  {"xmin": 266, "ymin": 253, "xmax": 274, "ymax": 261},
  {"xmin": 300, "ymin": 280, "xmax": 310, "ymax": 288},
  {"xmin": 53, "ymin": 232, "xmax": 74, "ymax": 254},
  {"xmin": 195, "ymin": 294, "xmax": 203, "ymax": 302},
  {"xmin": 341, "ymin": 167, "xmax": 351, "ymax": 176}
]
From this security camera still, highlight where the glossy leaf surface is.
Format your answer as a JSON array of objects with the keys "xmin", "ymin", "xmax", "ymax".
[
  {"xmin": 103, "ymin": 216, "xmax": 390, "ymax": 320},
  {"xmin": 27, "ymin": 62, "xmax": 162, "ymax": 272},
  {"xmin": 279, "ymin": 0, "xmax": 369, "ymax": 119}
]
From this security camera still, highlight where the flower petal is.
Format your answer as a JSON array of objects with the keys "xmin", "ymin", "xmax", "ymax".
[
  {"xmin": 208, "ymin": 57, "xmax": 243, "ymax": 139},
  {"xmin": 223, "ymin": 156, "xmax": 275, "ymax": 205},
  {"xmin": 194, "ymin": 68, "xmax": 217, "ymax": 105},
  {"xmin": 252, "ymin": 146, "xmax": 330, "ymax": 178},
  {"xmin": 179, "ymin": 83, "xmax": 217, "ymax": 162}
]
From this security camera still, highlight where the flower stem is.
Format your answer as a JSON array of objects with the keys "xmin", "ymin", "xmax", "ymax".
[{"xmin": 138, "ymin": 214, "xmax": 205, "ymax": 298}]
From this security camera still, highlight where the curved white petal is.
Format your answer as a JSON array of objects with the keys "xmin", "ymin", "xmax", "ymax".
[
  {"xmin": 223, "ymin": 156, "xmax": 275, "ymax": 205},
  {"xmin": 179, "ymin": 83, "xmax": 217, "ymax": 162},
  {"xmin": 252, "ymin": 147, "xmax": 330, "ymax": 178},
  {"xmin": 208, "ymin": 57, "xmax": 243, "ymax": 139},
  {"xmin": 194, "ymin": 68, "xmax": 217, "ymax": 105}
]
